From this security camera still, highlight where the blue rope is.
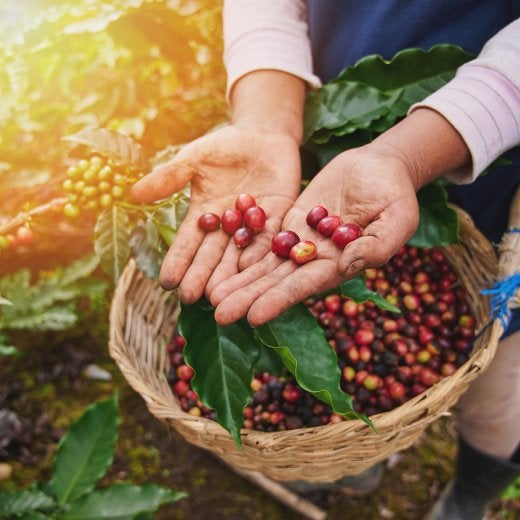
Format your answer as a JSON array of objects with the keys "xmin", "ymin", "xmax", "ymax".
[
  {"xmin": 481, "ymin": 272, "xmax": 520, "ymax": 330},
  {"xmin": 505, "ymin": 227, "xmax": 520, "ymax": 234}
]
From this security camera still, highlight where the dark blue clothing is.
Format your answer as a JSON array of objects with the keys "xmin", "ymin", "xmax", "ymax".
[{"xmin": 306, "ymin": 0, "xmax": 520, "ymax": 336}]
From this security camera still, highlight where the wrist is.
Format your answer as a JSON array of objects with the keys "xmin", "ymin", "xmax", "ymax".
[
  {"xmin": 230, "ymin": 70, "xmax": 306, "ymax": 144},
  {"xmin": 370, "ymin": 108, "xmax": 472, "ymax": 190}
]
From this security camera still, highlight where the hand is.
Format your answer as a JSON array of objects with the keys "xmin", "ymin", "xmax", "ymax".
[
  {"xmin": 210, "ymin": 146, "xmax": 420, "ymax": 326},
  {"xmin": 131, "ymin": 124, "xmax": 301, "ymax": 303}
]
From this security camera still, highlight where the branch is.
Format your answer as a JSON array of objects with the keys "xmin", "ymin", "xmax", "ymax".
[{"xmin": 0, "ymin": 198, "xmax": 67, "ymax": 235}]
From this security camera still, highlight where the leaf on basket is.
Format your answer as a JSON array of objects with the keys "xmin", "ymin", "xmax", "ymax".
[
  {"xmin": 256, "ymin": 304, "xmax": 374, "ymax": 429},
  {"xmin": 409, "ymin": 183, "xmax": 459, "ymax": 247},
  {"xmin": 178, "ymin": 300, "xmax": 262, "ymax": 448},
  {"xmin": 63, "ymin": 128, "xmax": 150, "ymax": 171},
  {"xmin": 339, "ymin": 276, "xmax": 401, "ymax": 313}
]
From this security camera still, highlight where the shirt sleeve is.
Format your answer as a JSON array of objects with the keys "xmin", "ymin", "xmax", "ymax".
[
  {"xmin": 410, "ymin": 18, "xmax": 520, "ymax": 184},
  {"xmin": 223, "ymin": 0, "xmax": 322, "ymax": 98}
]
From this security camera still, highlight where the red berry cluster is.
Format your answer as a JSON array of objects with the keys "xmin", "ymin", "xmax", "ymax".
[
  {"xmin": 168, "ymin": 245, "xmax": 476, "ymax": 428},
  {"xmin": 0, "ymin": 225, "xmax": 34, "ymax": 252},
  {"xmin": 62, "ymin": 156, "xmax": 144, "ymax": 219},
  {"xmin": 197, "ymin": 193, "xmax": 266, "ymax": 249},
  {"xmin": 270, "ymin": 205, "xmax": 362, "ymax": 266}
]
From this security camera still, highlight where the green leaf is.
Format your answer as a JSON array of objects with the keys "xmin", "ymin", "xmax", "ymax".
[
  {"xmin": 179, "ymin": 301, "xmax": 262, "ymax": 448},
  {"xmin": 0, "ymin": 296, "xmax": 12, "ymax": 306},
  {"xmin": 63, "ymin": 128, "xmax": 150, "ymax": 171},
  {"xmin": 49, "ymin": 393, "xmax": 119, "ymax": 506},
  {"xmin": 0, "ymin": 490, "xmax": 55, "ymax": 517},
  {"xmin": 129, "ymin": 223, "xmax": 163, "ymax": 280},
  {"xmin": 256, "ymin": 304, "xmax": 372, "ymax": 427},
  {"xmin": 94, "ymin": 206, "xmax": 132, "ymax": 282},
  {"xmin": 61, "ymin": 483, "xmax": 186, "ymax": 520},
  {"xmin": 338, "ymin": 277, "xmax": 401, "ymax": 313},
  {"xmin": 408, "ymin": 183, "xmax": 459, "ymax": 247},
  {"xmin": 255, "ymin": 345, "xmax": 285, "ymax": 375},
  {"xmin": 0, "ymin": 345, "xmax": 22, "ymax": 357}
]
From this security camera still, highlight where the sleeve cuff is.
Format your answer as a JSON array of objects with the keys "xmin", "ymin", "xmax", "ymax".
[{"xmin": 409, "ymin": 65, "xmax": 520, "ymax": 184}]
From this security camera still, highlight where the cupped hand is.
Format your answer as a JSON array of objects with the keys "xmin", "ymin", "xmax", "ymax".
[
  {"xmin": 131, "ymin": 124, "xmax": 301, "ymax": 303},
  {"xmin": 210, "ymin": 146, "xmax": 421, "ymax": 326}
]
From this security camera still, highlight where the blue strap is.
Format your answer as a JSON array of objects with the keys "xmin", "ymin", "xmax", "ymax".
[
  {"xmin": 481, "ymin": 273, "xmax": 520, "ymax": 330},
  {"xmin": 505, "ymin": 227, "xmax": 520, "ymax": 234}
]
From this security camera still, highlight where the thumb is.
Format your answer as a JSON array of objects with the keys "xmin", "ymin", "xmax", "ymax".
[{"xmin": 131, "ymin": 156, "xmax": 196, "ymax": 204}]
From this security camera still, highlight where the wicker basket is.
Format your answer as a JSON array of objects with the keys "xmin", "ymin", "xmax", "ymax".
[{"xmin": 109, "ymin": 199, "xmax": 519, "ymax": 483}]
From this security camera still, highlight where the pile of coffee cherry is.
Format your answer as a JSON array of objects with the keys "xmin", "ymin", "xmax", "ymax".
[
  {"xmin": 168, "ymin": 244, "xmax": 476, "ymax": 431},
  {"xmin": 198, "ymin": 194, "xmax": 362, "ymax": 266}
]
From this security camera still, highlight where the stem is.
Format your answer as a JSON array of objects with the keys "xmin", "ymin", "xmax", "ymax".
[{"xmin": 0, "ymin": 197, "xmax": 67, "ymax": 235}]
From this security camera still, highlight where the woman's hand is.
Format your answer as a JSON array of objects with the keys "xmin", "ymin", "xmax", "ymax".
[
  {"xmin": 210, "ymin": 146, "xmax": 420, "ymax": 326},
  {"xmin": 131, "ymin": 124, "xmax": 301, "ymax": 304}
]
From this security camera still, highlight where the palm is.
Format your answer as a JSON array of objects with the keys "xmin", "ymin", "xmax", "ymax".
[
  {"xmin": 132, "ymin": 125, "xmax": 301, "ymax": 303},
  {"xmin": 211, "ymin": 149, "xmax": 420, "ymax": 326}
]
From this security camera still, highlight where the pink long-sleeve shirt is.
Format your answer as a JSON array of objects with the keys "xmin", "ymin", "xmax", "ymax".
[{"xmin": 223, "ymin": 0, "xmax": 520, "ymax": 184}]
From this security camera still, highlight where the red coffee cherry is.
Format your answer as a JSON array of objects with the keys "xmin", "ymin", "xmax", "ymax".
[
  {"xmin": 221, "ymin": 208, "xmax": 243, "ymax": 235},
  {"xmin": 306, "ymin": 205, "xmax": 328, "ymax": 229},
  {"xmin": 271, "ymin": 230, "xmax": 300, "ymax": 258},
  {"xmin": 243, "ymin": 206, "xmax": 266, "ymax": 234},
  {"xmin": 235, "ymin": 193, "xmax": 257, "ymax": 213},
  {"xmin": 331, "ymin": 223, "xmax": 361, "ymax": 248},
  {"xmin": 316, "ymin": 215, "xmax": 342, "ymax": 237},
  {"xmin": 197, "ymin": 212, "xmax": 221, "ymax": 232},
  {"xmin": 233, "ymin": 227, "xmax": 254, "ymax": 248}
]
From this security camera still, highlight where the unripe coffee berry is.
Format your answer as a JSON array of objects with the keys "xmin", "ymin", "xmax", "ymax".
[
  {"xmin": 198, "ymin": 212, "xmax": 221, "ymax": 232},
  {"xmin": 221, "ymin": 208, "xmax": 243, "ymax": 235},
  {"xmin": 243, "ymin": 206, "xmax": 266, "ymax": 234},
  {"xmin": 306, "ymin": 205, "xmax": 328, "ymax": 229},
  {"xmin": 331, "ymin": 223, "xmax": 361, "ymax": 248},
  {"xmin": 316, "ymin": 215, "xmax": 342, "ymax": 237},
  {"xmin": 289, "ymin": 241, "xmax": 317, "ymax": 265},
  {"xmin": 271, "ymin": 230, "xmax": 300, "ymax": 258}
]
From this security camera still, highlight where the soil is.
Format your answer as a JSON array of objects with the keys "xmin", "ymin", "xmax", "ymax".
[{"xmin": 1, "ymin": 321, "xmax": 518, "ymax": 520}]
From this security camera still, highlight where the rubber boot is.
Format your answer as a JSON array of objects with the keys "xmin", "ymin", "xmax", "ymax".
[{"xmin": 425, "ymin": 438, "xmax": 520, "ymax": 520}]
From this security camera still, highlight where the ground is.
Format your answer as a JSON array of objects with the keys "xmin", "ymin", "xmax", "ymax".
[{"xmin": 1, "ymin": 322, "xmax": 518, "ymax": 520}]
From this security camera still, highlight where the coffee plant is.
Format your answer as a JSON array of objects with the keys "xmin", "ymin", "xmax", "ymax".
[{"xmin": 0, "ymin": 394, "xmax": 185, "ymax": 519}]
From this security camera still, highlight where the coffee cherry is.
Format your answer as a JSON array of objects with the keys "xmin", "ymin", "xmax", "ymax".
[
  {"xmin": 233, "ymin": 227, "xmax": 254, "ymax": 248},
  {"xmin": 331, "ymin": 223, "xmax": 361, "ymax": 248},
  {"xmin": 316, "ymin": 215, "xmax": 342, "ymax": 237},
  {"xmin": 271, "ymin": 230, "xmax": 300, "ymax": 258},
  {"xmin": 306, "ymin": 205, "xmax": 328, "ymax": 229},
  {"xmin": 221, "ymin": 208, "xmax": 243, "ymax": 235},
  {"xmin": 243, "ymin": 206, "xmax": 266, "ymax": 234},
  {"xmin": 15, "ymin": 226, "xmax": 33, "ymax": 246},
  {"xmin": 63, "ymin": 202, "xmax": 80, "ymax": 219},
  {"xmin": 198, "ymin": 213, "xmax": 221, "ymax": 232},
  {"xmin": 235, "ymin": 193, "xmax": 256, "ymax": 213},
  {"xmin": 289, "ymin": 241, "xmax": 317, "ymax": 265}
]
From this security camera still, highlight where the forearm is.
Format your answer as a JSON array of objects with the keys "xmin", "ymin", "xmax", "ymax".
[
  {"xmin": 369, "ymin": 107, "xmax": 472, "ymax": 190},
  {"xmin": 230, "ymin": 70, "xmax": 306, "ymax": 144}
]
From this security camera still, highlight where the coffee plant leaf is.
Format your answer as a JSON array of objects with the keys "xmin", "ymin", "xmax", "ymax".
[
  {"xmin": 179, "ymin": 301, "xmax": 262, "ymax": 448},
  {"xmin": 0, "ymin": 490, "xmax": 55, "ymax": 517},
  {"xmin": 256, "ymin": 304, "xmax": 373, "ymax": 428},
  {"xmin": 62, "ymin": 483, "xmax": 186, "ymax": 520},
  {"xmin": 50, "ymin": 393, "xmax": 119, "ymax": 506},
  {"xmin": 339, "ymin": 277, "xmax": 401, "ymax": 313},
  {"xmin": 409, "ymin": 183, "xmax": 459, "ymax": 247},
  {"xmin": 129, "ymin": 223, "xmax": 163, "ymax": 280},
  {"xmin": 304, "ymin": 45, "xmax": 472, "ymax": 146},
  {"xmin": 0, "ymin": 345, "xmax": 21, "ymax": 357},
  {"xmin": 63, "ymin": 128, "xmax": 150, "ymax": 171},
  {"xmin": 94, "ymin": 206, "xmax": 132, "ymax": 282}
]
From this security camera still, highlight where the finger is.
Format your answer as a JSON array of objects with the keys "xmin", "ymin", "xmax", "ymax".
[
  {"xmin": 159, "ymin": 214, "xmax": 205, "ymax": 290},
  {"xmin": 337, "ymin": 207, "xmax": 418, "ymax": 276},
  {"xmin": 210, "ymin": 252, "xmax": 285, "ymax": 307},
  {"xmin": 178, "ymin": 230, "xmax": 231, "ymax": 304},
  {"xmin": 214, "ymin": 259, "xmax": 297, "ymax": 325},
  {"xmin": 205, "ymin": 241, "xmax": 242, "ymax": 300},
  {"xmin": 131, "ymin": 159, "xmax": 195, "ymax": 204},
  {"xmin": 246, "ymin": 258, "xmax": 344, "ymax": 327}
]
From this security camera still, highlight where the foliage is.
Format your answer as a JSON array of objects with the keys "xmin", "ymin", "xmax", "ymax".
[
  {"xmin": 0, "ymin": 393, "xmax": 186, "ymax": 519},
  {"xmin": 501, "ymin": 476, "xmax": 520, "ymax": 500}
]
